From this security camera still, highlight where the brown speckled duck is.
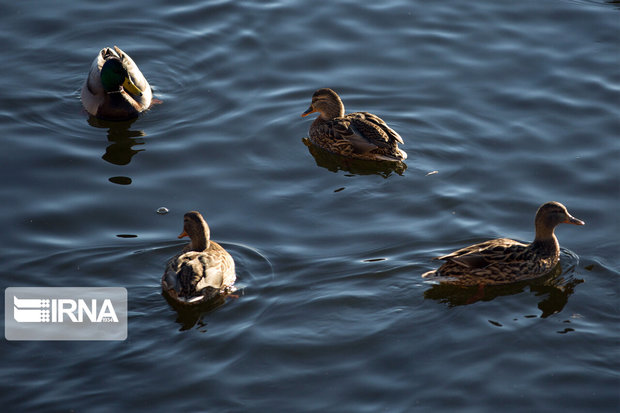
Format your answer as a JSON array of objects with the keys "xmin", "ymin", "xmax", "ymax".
[
  {"xmin": 162, "ymin": 211, "xmax": 236, "ymax": 305},
  {"xmin": 422, "ymin": 202, "xmax": 584, "ymax": 285},
  {"xmin": 301, "ymin": 88, "xmax": 407, "ymax": 162},
  {"xmin": 81, "ymin": 46, "xmax": 152, "ymax": 120}
]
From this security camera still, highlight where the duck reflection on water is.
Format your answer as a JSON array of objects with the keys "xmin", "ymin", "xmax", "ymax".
[
  {"xmin": 423, "ymin": 259, "xmax": 584, "ymax": 318},
  {"xmin": 303, "ymin": 137, "xmax": 407, "ymax": 178},
  {"xmin": 87, "ymin": 116, "xmax": 146, "ymax": 166}
]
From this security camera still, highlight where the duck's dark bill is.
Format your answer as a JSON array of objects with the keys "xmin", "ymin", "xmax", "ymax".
[
  {"xmin": 565, "ymin": 216, "xmax": 585, "ymax": 225},
  {"xmin": 302, "ymin": 107, "xmax": 315, "ymax": 117}
]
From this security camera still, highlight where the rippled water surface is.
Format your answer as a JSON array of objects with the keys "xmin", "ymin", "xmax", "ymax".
[{"xmin": 1, "ymin": 0, "xmax": 619, "ymax": 411}]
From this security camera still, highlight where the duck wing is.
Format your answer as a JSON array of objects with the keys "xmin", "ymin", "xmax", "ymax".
[
  {"xmin": 113, "ymin": 46, "xmax": 151, "ymax": 96},
  {"xmin": 163, "ymin": 242, "xmax": 235, "ymax": 297},
  {"xmin": 82, "ymin": 49, "xmax": 109, "ymax": 109},
  {"xmin": 194, "ymin": 242, "xmax": 236, "ymax": 292},
  {"xmin": 352, "ymin": 112, "xmax": 404, "ymax": 144},
  {"xmin": 330, "ymin": 116, "xmax": 378, "ymax": 154},
  {"xmin": 435, "ymin": 238, "xmax": 527, "ymax": 269},
  {"xmin": 330, "ymin": 112, "xmax": 402, "ymax": 155}
]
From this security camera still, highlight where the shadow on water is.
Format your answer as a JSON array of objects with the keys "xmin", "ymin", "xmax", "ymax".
[
  {"xmin": 162, "ymin": 291, "xmax": 230, "ymax": 332},
  {"xmin": 302, "ymin": 137, "xmax": 407, "ymax": 178},
  {"xmin": 423, "ymin": 252, "xmax": 584, "ymax": 318},
  {"xmin": 87, "ymin": 116, "xmax": 146, "ymax": 167},
  {"xmin": 159, "ymin": 241, "xmax": 273, "ymax": 331}
]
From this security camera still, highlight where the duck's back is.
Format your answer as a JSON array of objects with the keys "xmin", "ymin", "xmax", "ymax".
[
  {"xmin": 163, "ymin": 241, "xmax": 235, "ymax": 299},
  {"xmin": 309, "ymin": 112, "xmax": 406, "ymax": 161},
  {"xmin": 346, "ymin": 112, "xmax": 404, "ymax": 145},
  {"xmin": 423, "ymin": 238, "xmax": 559, "ymax": 285}
]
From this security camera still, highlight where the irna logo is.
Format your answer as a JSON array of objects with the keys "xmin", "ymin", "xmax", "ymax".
[
  {"xmin": 13, "ymin": 296, "xmax": 119, "ymax": 323},
  {"xmin": 5, "ymin": 287, "xmax": 127, "ymax": 341}
]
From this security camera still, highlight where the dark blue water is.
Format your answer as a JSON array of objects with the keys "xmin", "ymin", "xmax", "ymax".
[{"xmin": 1, "ymin": 0, "xmax": 618, "ymax": 411}]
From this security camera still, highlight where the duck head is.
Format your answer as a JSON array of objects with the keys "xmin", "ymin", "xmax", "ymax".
[
  {"xmin": 100, "ymin": 58, "xmax": 143, "ymax": 96},
  {"xmin": 534, "ymin": 201, "xmax": 584, "ymax": 240},
  {"xmin": 302, "ymin": 88, "xmax": 345, "ymax": 120},
  {"xmin": 178, "ymin": 211, "xmax": 211, "ymax": 252}
]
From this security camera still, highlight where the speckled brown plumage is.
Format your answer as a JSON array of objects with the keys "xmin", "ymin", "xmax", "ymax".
[
  {"xmin": 302, "ymin": 88, "xmax": 407, "ymax": 162},
  {"xmin": 162, "ymin": 211, "xmax": 235, "ymax": 305},
  {"xmin": 422, "ymin": 202, "xmax": 584, "ymax": 285}
]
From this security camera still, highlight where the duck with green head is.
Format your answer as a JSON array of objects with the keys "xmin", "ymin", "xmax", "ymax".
[
  {"xmin": 422, "ymin": 202, "xmax": 585, "ymax": 285},
  {"xmin": 81, "ymin": 46, "xmax": 152, "ymax": 120}
]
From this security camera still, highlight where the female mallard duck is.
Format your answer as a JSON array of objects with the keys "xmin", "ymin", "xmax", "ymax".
[
  {"xmin": 301, "ymin": 88, "xmax": 407, "ymax": 162},
  {"xmin": 422, "ymin": 202, "xmax": 584, "ymax": 285},
  {"xmin": 81, "ymin": 46, "xmax": 152, "ymax": 120},
  {"xmin": 162, "ymin": 211, "xmax": 236, "ymax": 305}
]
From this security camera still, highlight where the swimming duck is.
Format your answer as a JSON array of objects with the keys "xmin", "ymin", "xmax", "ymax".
[
  {"xmin": 162, "ymin": 211, "xmax": 236, "ymax": 305},
  {"xmin": 81, "ymin": 46, "xmax": 152, "ymax": 120},
  {"xmin": 301, "ymin": 88, "xmax": 407, "ymax": 162},
  {"xmin": 422, "ymin": 202, "xmax": 584, "ymax": 285}
]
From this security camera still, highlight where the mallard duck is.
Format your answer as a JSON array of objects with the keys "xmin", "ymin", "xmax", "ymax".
[
  {"xmin": 162, "ymin": 211, "xmax": 236, "ymax": 305},
  {"xmin": 301, "ymin": 88, "xmax": 407, "ymax": 162},
  {"xmin": 81, "ymin": 46, "xmax": 152, "ymax": 120},
  {"xmin": 422, "ymin": 202, "xmax": 584, "ymax": 285}
]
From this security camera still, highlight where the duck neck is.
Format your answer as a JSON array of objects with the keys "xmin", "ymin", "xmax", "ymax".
[
  {"xmin": 319, "ymin": 102, "xmax": 345, "ymax": 120},
  {"xmin": 189, "ymin": 225, "xmax": 210, "ymax": 252},
  {"xmin": 531, "ymin": 228, "xmax": 559, "ymax": 254}
]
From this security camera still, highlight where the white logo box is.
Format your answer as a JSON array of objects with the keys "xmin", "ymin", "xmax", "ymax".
[{"xmin": 5, "ymin": 287, "xmax": 127, "ymax": 341}]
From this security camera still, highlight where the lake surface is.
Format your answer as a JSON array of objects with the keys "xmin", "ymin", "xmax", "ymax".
[{"xmin": 1, "ymin": 0, "xmax": 619, "ymax": 411}]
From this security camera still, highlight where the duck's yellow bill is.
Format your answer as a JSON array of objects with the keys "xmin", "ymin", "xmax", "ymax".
[
  {"xmin": 122, "ymin": 76, "xmax": 143, "ymax": 97},
  {"xmin": 178, "ymin": 230, "xmax": 189, "ymax": 239}
]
